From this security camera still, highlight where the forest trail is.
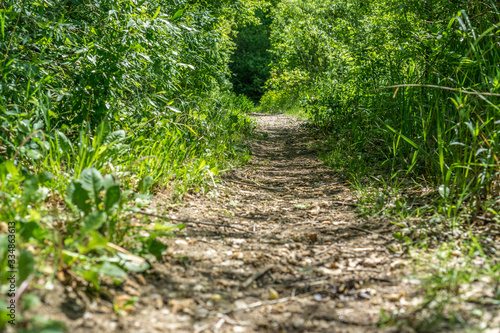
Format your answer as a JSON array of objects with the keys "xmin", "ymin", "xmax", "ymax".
[{"xmin": 35, "ymin": 114, "xmax": 414, "ymax": 332}]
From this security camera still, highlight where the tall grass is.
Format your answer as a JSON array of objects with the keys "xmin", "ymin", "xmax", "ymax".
[
  {"xmin": 265, "ymin": 0, "xmax": 500, "ymax": 219},
  {"xmin": 263, "ymin": 1, "xmax": 500, "ymax": 328},
  {"xmin": 0, "ymin": 1, "xmax": 261, "ymax": 329}
]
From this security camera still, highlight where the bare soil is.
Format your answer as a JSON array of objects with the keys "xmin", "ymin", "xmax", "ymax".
[{"xmin": 23, "ymin": 113, "xmax": 417, "ymax": 333}]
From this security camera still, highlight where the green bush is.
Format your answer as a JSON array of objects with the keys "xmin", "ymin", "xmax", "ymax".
[
  {"xmin": 0, "ymin": 0, "xmax": 266, "ymax": 329},
  {"xmin": 263, "ymin": 0, "xmax": 500, "ymax": 215}
]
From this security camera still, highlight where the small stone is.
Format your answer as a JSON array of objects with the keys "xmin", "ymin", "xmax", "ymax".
[
  {"xmin": 386, "ymin": 291, "xmax": 405, "ymax": 302},
  {"xmin": 359, "ymin": 292, "xmax": 371, "ymax": 300},
  {"xmin": 390, "ymin": 259, "xmax": 405, "ymax": 268},
  {"xmin": 83, "ymin": 319, "xmax": 96, "ymax": 328},
  {"xmin": 302, "ymin": 258, "xmax": 313, "ymax": 266},
  {"xmin": 313, "ymin": 294, "xmax": 323, "ymax": 302},
  {"xmin": 155, "ymin": 297, "xmax": 164, "ymax": 309},
  {"xmin": 193, "ymin": 284, "xmax": 204, "ymax": 292},
  {"xmin": 292, "ymin": 318, "xmax": 305, "ymax": 328},
  {"xmin": 234, "ymin": 300, "xmax": 248, "ymax": 310},
  {"xmin": 232, "ymin": 252, "xmax": 244, "ymax": 259},
  {"xmin": 195, "ymin": 307, "xmax": 209, "ymax": 319},
  {"xmin": 175, "ymin": 239, "xmax": 189, "ymax": 247},
  {"xmin": 268, "ymin": 288, "xmax": 279, "ymax": 300},
  {"xmin": 149, "ymin": 293, "xmax": 161, "ymax": 300}
]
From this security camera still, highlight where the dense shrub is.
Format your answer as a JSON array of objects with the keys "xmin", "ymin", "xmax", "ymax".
[{"xmin": 264, "ymin": 0, "xmax": 500, "ymax": 214}]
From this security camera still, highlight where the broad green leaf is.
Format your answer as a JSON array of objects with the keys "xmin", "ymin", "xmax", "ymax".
[
  {"xmin": 68, "ymin": 181, "xmax": 91, "ymax": 213},
  {"xmin": 27, "ymin": 316, "xmax": 67, "ymax": 332},
  {"xmin": 83, "ymin": 231, "xmax": 108, "ymax": 253},
  {"xmin": 116, "ymin": 252, "xmax": 149, "ymax": 272},
  {"xmin": 147, "ymin": 239, "xmax": 168, "ymax": 260},
  {"xmin": 104, "ymin": 185, "xmax": 121, "ymax": 212},
  {"xmin": 20, "ymin": 222, "xmax": 46, "ymax": 241},
  {"xmin": 4, "ymin": 160, "xmax": 18, "ymax": 178},
  {"xmin": 38, "ymin": 171, "xmax": 54, "ymax": 184},
  {"xmin": 103, "ymin": 174, "xmax": 118, "ymax": 190},
  {"xmin": 55, "ymin": 130, "xmax": 73, "ymax": 154},
  {"xmin": 98, "ymin": 262, "xmax": 127, "ymax": 278},
  {"xmin": 94, "ymin": 120, "xmax": 111, "ymax": 149},
  {"xmin": 392, "ymin": 232, "xmax": 403, "ymax": 241},
  {"xmin": 21, "ymin": 293, "xmax": 40, "ymax": 311},
  {"xmin": 138, "ymin": 176, "xmax": 153, "ymax": 194},
  {"xmin": 103, "ymin": 130, "xmax": 126, "ymax": 145},
  {"xmin": 82, "ymin": 211, "xmax": 106, "ymax": 233},
  {"xmin": 22, "ymin": 175, "xmax": 39, "ymax": 203},
  {"xmin": 18, "ymin": 120, "xmax": 30, "ymax": 133},
  {"xmin": 26, "ymin": 149, "xmax": 42, "ymax": 160},
  {"xmin": 198, "ymin": 159, "xmax": 206, "ymax": 171},
  {"xmin": 19, "ymin": 250, "xmax": 35, "ymax": 283},
  {"xmin": 438, "ymin": 185, "xmax": 450, "ymax": 199},
  {"xmin": 83, "ymin": 270, "xmax": 100, "ymax": 290},
  {"xmin": 81, "ymin": 168, "xmax": 103, "ymax": 200}
]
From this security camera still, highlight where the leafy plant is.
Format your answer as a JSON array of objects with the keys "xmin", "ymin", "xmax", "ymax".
[{"xmin": 0, "ymin": 0, "xmax": 263, "ymax": 329}]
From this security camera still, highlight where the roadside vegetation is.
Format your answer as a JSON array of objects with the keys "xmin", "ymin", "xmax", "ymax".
[
  {"xmin": 260, "ymin": 0, "xmax": 500, "ymax": 330},
  {"xmin": 0, "ymin": 0, "xmax": 265, "ymax": 330},
  {"xmin": 2, "ymin": 0, "xmax": 500, "ymax": 331}
]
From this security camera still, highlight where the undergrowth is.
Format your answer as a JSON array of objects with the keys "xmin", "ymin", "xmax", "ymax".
[
  {"xmin": 317, "ymin": 124, "xmax": 500, "ymax": 331},
  {"xmin": 0, "ymin": 0, "xmax": 265, "ymax": 331},
  {"xmin": 262, "ymin": 0, "xmax": 500, "ymax": 330}
]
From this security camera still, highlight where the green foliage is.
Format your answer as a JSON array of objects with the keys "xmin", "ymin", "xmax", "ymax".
[
  {"xmin": 230, "ymin": 9, "xmax": 273, "ymax": 102},
  {"xmin": 264, "ymin": 1, "xmax": 500, "ymax": 329},
  {"xmin": 265, "ymin": 0, "xmax": 500, "ymax": 216},
  {"xmin": 0, "ymin": 0, "xmax": 265, "ymax": 329}
]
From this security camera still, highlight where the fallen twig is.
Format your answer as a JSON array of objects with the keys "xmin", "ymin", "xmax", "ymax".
[
  {"xmin": 234, "ymin": 214, "xmax": 271, "ymax": 221},
  {"xmin": 347, "ymin": 267, "xmax": 381, "ymax": 273},
  {"xmin": 315, "ymin": 244, "xmax": 340, "ymax": 255},
  {"xmin": 348, "ymin": 226, "xmax": 391, "ymax": 241},
  {"xmin": 247, "ymin": 296, "xmax": 292, "ymax": 309},
  {"xmin": 241, "ymin": 265, "xmax": 273, "ymax": 288},
  {"xmin": 331, "ymin": 317, "xmax": 374, "ymax": 327},
  {"xmin": 331, "ymin": 201, "xmax": 357, "ymax": 207},
  {"xmin": 224, "ymin": 178, "xmax": 286, "ymax": 191},
  {"xmin": 213, "ymin": 317, "xmax": 225, "ymax": 333},
  {"xmin": 376, "ymin": 84, "xmax": 500, "ymax": 97},
  {"xmin": 224, "ymin": 291, "xmax": 298, "ymax": 315},
  {"xmin": 462, "ymin": 214, "xmax": 493, "ymax": 223},
  {"xmin": 107, "ymin": 242, "xmax": 147, "ymax": 267},
  {"xmin": 134, "ymin": 210, "xmax": 253, "ymax": 233}
]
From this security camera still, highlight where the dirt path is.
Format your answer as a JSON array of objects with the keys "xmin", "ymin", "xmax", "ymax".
[{"xmin": 32, "ymin": 114, "xmax": 414, "ymax": 332}]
